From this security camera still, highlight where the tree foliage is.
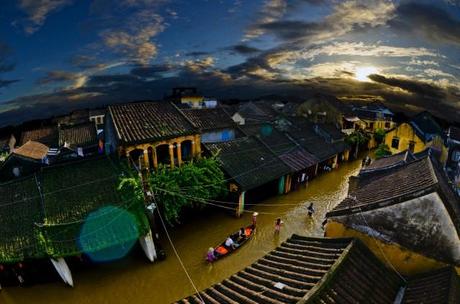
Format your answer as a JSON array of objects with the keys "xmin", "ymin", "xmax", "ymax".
[
  {"xmin": 119, "ymin": 156, "xmax": 226, "ymax": 225},
  {"xmin": 346, "ymin": 130, "xmax": 370, "ymax": 158},
  {"xmin": 374, "ymin": 128, "xmax": 386, "ymax": 144},
  {"xmin": 375, "ymin": 144, "xmax": 392, "ymax": 159}
]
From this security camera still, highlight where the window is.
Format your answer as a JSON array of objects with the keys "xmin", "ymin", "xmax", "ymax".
[
  {"xmin": 368, "ymin": 122, "xmax": 374, "ymax": 130},
  {"xmin": 453, "ymin": 151, "xmax": 460, "ymax": 162},
  {"xmin": 385, "ymin": 122, "xmax": 391, "ymax": 129},
  {"xmin": 408, "ymin": 141, "xmax": 415, "ymax": 152},
  {"xmin": 391, "ymin": 137, "xmax": 400, "ymax": 149}
]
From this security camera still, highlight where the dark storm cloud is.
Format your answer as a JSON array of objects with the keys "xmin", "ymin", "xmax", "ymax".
[
  {"xmin": 0, "ymin": 42, "xmax": 19, "ymax": 91},
  {"xmin": 0, "ymin": 79, "xmax": 20, "ymax": 89},
  {"xmin": 226, "ymin": 44, "xmax": 262, "ymax": 55},
  {"xmin": 390, "ymin": 3, "xmax": 460, "ymax": 46},
  {"xmin": 184, "ymin": 51, "xmax": 212, "ymax": 57},
  {"xmin": 86, "ymin": 74, "xmax": 141, "ymax": 86},
  {"xmin": 37, "ymin": 70, "xmax": 81, "ymax": 84},
  {"xmin": 130, "ymin": 63, "xmax": 176, "ymax": 78},
  {"xmin": 368, "ymin": 74, "xmax": 445, "ymax": 99},
  {"xmin": 260, "ymin": 20, "xmax": 325, "ymax": 41}
]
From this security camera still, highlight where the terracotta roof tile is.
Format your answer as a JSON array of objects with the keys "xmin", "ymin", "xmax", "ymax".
[
  {"xmin": 176, "ymin": 235, "xmax": 403, "ymax": 304},
  {"xmin": 59, "ymin": 122, "xmax": 97, "ymax": 148},
  {"xmin": 19, "ymin": 126, "xmax": 58, "ymax": 147},
  {"xmin": 180, "ymin": 107, "xmax": 235, "ymax": 131},
  {"xmin": 108, "ymin": 101, "xmax": 196, "ymax": 145},
  {"xmin": 402, "ymin": 267, "xmax": 460, "ymax": 304},
  {"xmin": 13, "ymin": 141, "xmax": 49, "ymax": 160}
]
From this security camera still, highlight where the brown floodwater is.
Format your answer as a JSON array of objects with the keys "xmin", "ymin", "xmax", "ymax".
[{"xmin": 1, "ymin": 159, "xmax": 361, "ymax": 304}]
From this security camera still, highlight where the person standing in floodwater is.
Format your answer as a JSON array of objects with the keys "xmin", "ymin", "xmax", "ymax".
[
  {"xmin": 274, "ymin": 218, "xmax": 283, "ymax": 233},
  {"xmin": 307, "ymin": 203, "xmax": 315, "ymax": 217},
  {"xmin": 252, "ymin": 212, "xmax": 258, "ymax": 227}
]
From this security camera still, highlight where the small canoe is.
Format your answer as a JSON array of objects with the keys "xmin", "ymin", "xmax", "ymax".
[{"xmin": 207, "ymin": 224, "xmax": 255, "ymax": 262}]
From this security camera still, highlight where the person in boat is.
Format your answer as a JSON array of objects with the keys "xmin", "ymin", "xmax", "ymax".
[
  {"xmin": 238, "ymin": 227, "xmax": 247, "ymax": 241},
  {"xmin": 307, "ymin": 203, "xmax": 315, "ymax": 217},
  {"xmin": 206, "ymin": 247, "xmax": 216, "ymax": 262},
  {"xmin": 225, "ymin": 236, "xmax": 238, "ymax": 249},
  {"xmin": 274, "ymin": 218, "xmax": 283, "ymax": 233}
]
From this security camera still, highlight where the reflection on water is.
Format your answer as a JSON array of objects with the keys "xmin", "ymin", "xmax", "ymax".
[{"xmin": 1, "ymin": 159, "xmax": 361, "ymax": 304}]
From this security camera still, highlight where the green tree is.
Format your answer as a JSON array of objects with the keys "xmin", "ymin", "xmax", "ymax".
[
  {"xmin": 346, "ymin": 130, "xmax": 370, "ymax": 159},
  {"xmin": 375, "ymin": 144, "xmax": 392, "ymax": 159},
  {"xmin": 118, "ymin": 156, "xmax": 225, "ymax": 225},
  {"xmin": 374, "ymin": 128, "xmax": 386, "ymax": 145}
]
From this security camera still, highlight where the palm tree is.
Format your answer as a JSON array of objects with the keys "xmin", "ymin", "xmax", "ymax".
[{"xmin": 346, "ymin": 130, "xmax": 370, "ymax": 159}]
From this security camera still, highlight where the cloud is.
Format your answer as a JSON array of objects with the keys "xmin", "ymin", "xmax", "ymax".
[
  {"xmin": 185, "ymin": 51, "xmax": 212, "ymax": 57},
  {"xmin": 0, "ymin": 79, "xmax": 20, "ymax": 89},
  {"xmin": 244, "ymin": 0, "xmax": 289, "ymax": 40},
  {"xmin": 130, "ymin": 63, "xmax": 176, "ymax": 78},
  {"xmin": 37, "ymin": 70, "xmax": 87, "ymax": 89},
  {"xmin": 256, "ymin": 0, "xmax": 395, "ymax": 44},
  {"xmin": 226, "ymin": 44, "xmax": 262, "ymax": 55},
  {"xmin": 183, "ymin": 57, "xmax": 215, "ymax": 73},
  {"xmin": 18, "ymin": 0, "xmax": 74, "ymax": 34},
  {"xmin": 368, "ymin": 74, "xmax": 446, "ymax": 98},
  {"xmin": 0, "ymin": 43, "xmax": 19, "ymax": 92},
  {"xmin": 390, "ymin": 3, "xmax": 460, "ymax": 46},
  {"xmin": 299, "ymin": 42, "xmax": 441, "ymax": 61},
  {"xmin": 100, "ymin": 13, "xmax": 164, "ymax": 65}
]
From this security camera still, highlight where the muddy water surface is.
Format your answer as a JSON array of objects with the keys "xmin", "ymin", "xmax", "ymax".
[{"xmin": 1, "ymin": 159, "xmax": 361, "ymax": 304}]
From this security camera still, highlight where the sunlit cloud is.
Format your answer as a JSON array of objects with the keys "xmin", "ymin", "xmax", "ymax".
[{"xmin": 17, "ymin": 0, "xmax": 74, "ymax": 34}]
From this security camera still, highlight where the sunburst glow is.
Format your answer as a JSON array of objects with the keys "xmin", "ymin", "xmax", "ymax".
[{"xmin": 355, "ymin": 66, "xmax": 379, "ymax": 81}]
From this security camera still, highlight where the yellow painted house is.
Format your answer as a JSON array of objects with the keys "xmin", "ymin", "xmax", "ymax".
[
  {"xmin": 325, "ymin": 154, "xmax": 460, "ymax": 276},
  {"xmin": 385, "ymin": 111, "xmax": 445, "ymax": 154},
  {"xmin": 352, "ymin": 103, "xmax": 397, "ymax": 148}
]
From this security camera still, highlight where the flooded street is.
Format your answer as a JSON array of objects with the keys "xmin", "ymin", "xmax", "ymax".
[{"xmin": 1, "ymin": 159, "xmax": 361, "ymax": 304}]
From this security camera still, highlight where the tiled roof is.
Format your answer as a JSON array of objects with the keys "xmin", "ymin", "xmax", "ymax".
[
  {"xmin": 410, "ymin": 111, "xmax": 443, "ymax": 142},
  {"xmin": 330, "ymin": 156, "xmax": 460, "ymax": 228},
  {"xmin": 180, "ymin": 107, "xmax": 235, "ymax": 131},
  {"xmin": 176, "ymin": 235, "xmax": 403, "ymax": 304},
  {"xmin": 13, "ymin": 141, "xmax": 49, "ymax": 160},
  {"xmin": 237, "ymin": 101, "xmax": 279, "ymax": 123},
  {"xmin": 240, "ymin": 123, "xmax": 319, "ymax": 172},
  {"xmin": 361, "ymin": 150, "xmax": 415, "ymax": 173},
  {"xmin": 108, "ymin": 101, "xmax": 196, "ymax": 145},
  {"xmin": 59, "ymin": 122, "xmax": 97, "ymax": 149},
  {"xmin": 20, "ymin": 126, "xmax": 58, "ymax": 147},
  {"xmin": 204, "ymin": 136, "xmax": 290, "ymax": 191},
  {"xmin": 240, "ymin": 123, "xmax": 295, "ymax": 154},
  {"xmin": 40, "ymin": 156, "xmax": 150, "ymax": 257},
  {"xmin": 332, "ymin": 157, "xmax": 438, "ymax": 212},
  {"xmin": 279, "ymin": 147, "xmax": 319, "ymax": 172},
  {"xmin": 315, "ymin": 123, "xmax": 344, "ymax": 141},
  {"xmin": 402, "ymin": 267, "xmax": 460, "ymax": 304},
  {"xmin": 284, "ymin": 118, "xmax": 337, "ymax": 162},
  {"xmin": 0, "ymin": 177, "xmax": 43, "ymax": 263}
]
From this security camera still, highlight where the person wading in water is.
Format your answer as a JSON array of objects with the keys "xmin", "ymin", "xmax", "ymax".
[{"xmin": 307, "ymin": 203, "xmax": 315, "ymax": 217}]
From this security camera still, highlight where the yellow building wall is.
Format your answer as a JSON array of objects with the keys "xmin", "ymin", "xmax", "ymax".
[
  {"xmin": 384, "ymin": 123, "xmax": 426, "ymax": 154},
  {"xmin": 121, "ymin": 134, "xmax": 201, "ymax": 169},
  {"xmin": 362, "ymin": 119, "xmax": 396, "ymax": 132},
  {"xmin": 180, "ymin": 96, "xmax": 204, "ymax": 108},
  {"xmin": 325, "ymin": 220, "xmax": 460, "ymax": 276}
]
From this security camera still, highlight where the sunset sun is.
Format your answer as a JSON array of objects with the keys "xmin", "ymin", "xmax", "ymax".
[{"xmin": 355, "ymin": 66, "xmax": 379, "ymax": 81}]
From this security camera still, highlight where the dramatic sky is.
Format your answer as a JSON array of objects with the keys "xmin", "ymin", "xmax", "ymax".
[{"xmin": 0, "ymin": 0, "xmax": 459, "ymax": 126}]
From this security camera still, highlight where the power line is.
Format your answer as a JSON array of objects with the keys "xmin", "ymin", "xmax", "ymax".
[{"xmin": 153, "ymin": 196, "xmax": 205, "ymax": 304}]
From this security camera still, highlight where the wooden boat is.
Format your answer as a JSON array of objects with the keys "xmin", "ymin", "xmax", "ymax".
[{"xmin": 206, "ymin": 224, "xmax": 255, "ymax": 262}]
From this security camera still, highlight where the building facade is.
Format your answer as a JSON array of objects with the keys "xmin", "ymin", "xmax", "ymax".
[{"xmin": 105, "ymin": 101, "xmax": 201, "ymax": 170}]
